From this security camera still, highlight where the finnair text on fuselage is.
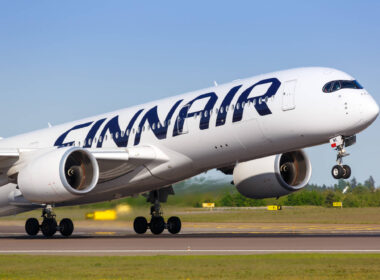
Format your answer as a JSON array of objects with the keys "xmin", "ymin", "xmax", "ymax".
[{"xmin": 54, "ymin": 78, "xmax": 281, "ymax": 148}]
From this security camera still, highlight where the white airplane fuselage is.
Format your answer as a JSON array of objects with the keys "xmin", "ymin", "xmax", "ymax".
[{"xmin": 0, "ymin": 67, "xmax": 377, "ymax": 215}]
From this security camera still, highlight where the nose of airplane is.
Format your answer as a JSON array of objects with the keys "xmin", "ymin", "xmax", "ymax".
[{"xmin": 363, "ymin": 96, "xmax": 379, "ymax": 125}]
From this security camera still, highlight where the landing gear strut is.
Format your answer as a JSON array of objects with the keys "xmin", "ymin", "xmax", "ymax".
[
  {"xmin": 330, "ymin": 135, "xmax": 355, "ymax": 180},
  {"xmin": 133, "ymin": 186, "xmax": 181, "ymax": 235},
  {"xmin": 24, "ymin": 205, "xmax": 74, "ymax": 237}
]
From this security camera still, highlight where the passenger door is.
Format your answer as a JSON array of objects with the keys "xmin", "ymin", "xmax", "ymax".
[{"xmin": 282, "ymin": 80, "xmax": 297, "ymax": 111}]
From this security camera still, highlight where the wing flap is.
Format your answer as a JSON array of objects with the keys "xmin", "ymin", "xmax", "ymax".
[{"xmin": 90, "ymin": 146, "xmax": 166, "ymax": 182}]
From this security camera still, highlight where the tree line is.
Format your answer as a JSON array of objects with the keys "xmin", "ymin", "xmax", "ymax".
[
  {"xmin": 214, "ymin": 176, "xmax": 380, "ymax": 208},
  {"xmin": 78, "ymin": 176, "xmax": 380, "ymax": 209}
]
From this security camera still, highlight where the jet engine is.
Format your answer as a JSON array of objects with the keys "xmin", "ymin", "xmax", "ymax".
[
  {"xmin": 233, "ymin": 150, "xmax": 312, "ymax": 199},
  {"xmin": 18, "ymin": 147, "xmax": 99, "ymax": 203}
]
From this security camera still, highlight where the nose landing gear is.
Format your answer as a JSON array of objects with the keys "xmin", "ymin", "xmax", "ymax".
[
  {"xmin": 133, "ymin": 187, "xmax": 182, "ymax": 235},
  {"xmin": 330, "ymin": 135, "xmax": 355, "ymax": 180},
  {"xmin": 24, "ymin": 205, "xmax": 74, "ymax": 237}
]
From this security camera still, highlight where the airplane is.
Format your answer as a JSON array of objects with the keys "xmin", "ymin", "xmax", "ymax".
[{"xmin": 0, "ymin": 67, "xmax": 377, "ymax": 237}]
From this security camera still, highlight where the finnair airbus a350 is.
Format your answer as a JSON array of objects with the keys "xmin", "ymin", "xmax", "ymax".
[{"xmin": 0, "ymin": 67, "xmax": 377, "ymax": 237}]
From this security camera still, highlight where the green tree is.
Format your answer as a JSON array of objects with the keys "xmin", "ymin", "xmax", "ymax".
[
  {"xmin": 350, "ymin": 177, "xmax": 357, "ymax": 189},
  {"xmin": 324, "ymin": 191, "xmax": 335, "ymax": 207},
  {"xmin": 364, "ymin": 176, "xmax": 375, "ymax": 192},
  {"xmin": 343, "ymin": 194, "xmax": 360, "ymax": 207}
]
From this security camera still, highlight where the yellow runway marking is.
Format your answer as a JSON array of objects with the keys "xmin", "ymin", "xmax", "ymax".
[{"xmin": 95, "ymin": 232, "xmax": 116, "ymax": 235}]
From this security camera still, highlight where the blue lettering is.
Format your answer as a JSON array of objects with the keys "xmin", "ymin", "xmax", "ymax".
[
  {"xmin": 96, "ymin": 109, "xmax": 143, "ymax": 147},
  {"xmin": 134, "ymin": 100, "xmax": 183, "ymax": 145},
  {"xmin": 216, "ymin": 85, "xmax": 242, "ymax": 126},
  {"xmin": 84, "ymin": 118, "xmax": 106, "ymax": 148},
  {"xmin": 173, "ymin": 92, "xmax": 218, "ymax": 136},
  {"xmin": 233, "ymin": 78, "xmax": 281, "ymax": 122},
  {"xmin": 54, "ymin": 122, "xmax": 93, "ymax": 147}
]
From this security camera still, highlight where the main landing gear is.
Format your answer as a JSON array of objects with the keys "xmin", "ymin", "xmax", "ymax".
[
  {"xmin": 25, "ymin": 205, "xmax": 74, "ymax": 237},
  {"xmin": 330, "ymin": 135, "xmax": 356, "ymax": 180},
  {"xmin": 133, "ymin": 187, "xmax": 181, "ymax": 235}
]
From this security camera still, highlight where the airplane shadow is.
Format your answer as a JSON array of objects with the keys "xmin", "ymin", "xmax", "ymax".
[{"xmin": 4, "ymin": 232, "xmax": 380, "ymax": 240}]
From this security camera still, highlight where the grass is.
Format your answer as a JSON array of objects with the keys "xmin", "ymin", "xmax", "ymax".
[
  {"xmin": 1, "ymin": 206, "xmax": 380, "ymax": 224},
  {"xmin": 0, "ymin": 254, "xmax": 379, "ymax": 279}
]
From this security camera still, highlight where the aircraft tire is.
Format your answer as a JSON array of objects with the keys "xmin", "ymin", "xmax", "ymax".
[
  {"xmin": 41, "ymin": 218, "xmax": 57, "ymax": 237},
  {"xmin": 25, "ymin": 218, "xmax": 39, "ymax": 236},
  {"xmin": 150, "ymin": 216, "xmax": 165, "ymax": 235},
  {"xmin": 167, "ymin": 216, "xmax": 181, "ymax": 234},
  {"xmin": 331, "ymin": 165, "xmax": 344, "ymax": 179},
  {"xmin": 342, "ymin": 165, "xmax": 351, "ymax": 179},
  {"xmin": 59, "ymin": 218, "xmax": 74, "ymax": 237},
  {"xmin": 134, "ymin": 216, "xmax": 148, "ymax": 234}
]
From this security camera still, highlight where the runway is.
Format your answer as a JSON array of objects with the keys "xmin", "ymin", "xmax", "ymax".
[{"xmin": 1, "ymin": 221, "xmax": 380, "ymax": 255}]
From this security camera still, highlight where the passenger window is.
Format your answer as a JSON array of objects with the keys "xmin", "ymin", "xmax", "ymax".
[
  {"xmin": 126, "ymin": 129, "xmax": 130, "ymax": 136},
  {"xmin": 99, "ymin": 136, "xmax": 102, "ymax": 142}
]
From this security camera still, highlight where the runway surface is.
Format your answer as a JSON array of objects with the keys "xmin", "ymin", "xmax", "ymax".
[{"xmin": 1, "ymin": 221, "xmax": 380, "ymax": 255}]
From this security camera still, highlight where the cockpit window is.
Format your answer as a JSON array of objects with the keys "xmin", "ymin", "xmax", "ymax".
[
  {"xmin": 323, "ymin": 80, "xmax": 363, "ymax": 93},
  {"xmin": 332, "ymin": 81, "xmax": 341, "ymax": 91}
]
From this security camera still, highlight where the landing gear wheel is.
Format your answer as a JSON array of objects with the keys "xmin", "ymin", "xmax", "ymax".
[
  {"xmin": 150, "ymin": 216, "xmax": 165, "ymax": 235},
  {"xmin": 25, "ymin": 218, "xmax": 39, "ymax": 236},
  {"xmin": 331, "ymin": 165, "xmax": 344, "ymax": 179},
  {"xmin": 59, "ymin": 218, "xmax": 74, "ymax": 237},
  {"xmin": 41, "ymin": 218, "xmax": 57, "ymax": 237},
  {"xmin": 342, "ymin": 165, "xmax": 351, "ymax": 179},
  {"xmin": 167, "ymin": 216, "xmax": 181, "ymax": 234},
  {"xmin": 134, "ymin": 216, "xmax": 148, "ymax": 234}
]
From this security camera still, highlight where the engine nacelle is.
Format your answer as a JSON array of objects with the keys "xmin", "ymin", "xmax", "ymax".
[
  {"xmin": 233, "ymin": 150, "xmax": 312, "ymax": 199},
  {"xmin": 18, "ymin": 147, "xmax": 99, "ymax": 203}
]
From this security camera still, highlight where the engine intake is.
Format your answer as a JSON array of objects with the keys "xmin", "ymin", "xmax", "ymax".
[
  {"xmin": 233, "ymin": 150, "xmax": 312, "ymax": 199},
  {"xmin": 18, "ymin": 147, "xmax": 99, "ymax": 203}
]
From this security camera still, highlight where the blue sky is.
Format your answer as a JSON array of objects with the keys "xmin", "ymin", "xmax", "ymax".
[{"xmin": 0, "ymin": 1, "xmax": 379, "ymax": 186}]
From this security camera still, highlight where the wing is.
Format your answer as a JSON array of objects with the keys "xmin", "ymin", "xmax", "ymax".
[
  {"xmin": 90, "ymin": 146, "xmax": 168, "ymax": 182},
  {"xmin": 0, "ymin": 146, "xmax": 168, "ymax": 186}
]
